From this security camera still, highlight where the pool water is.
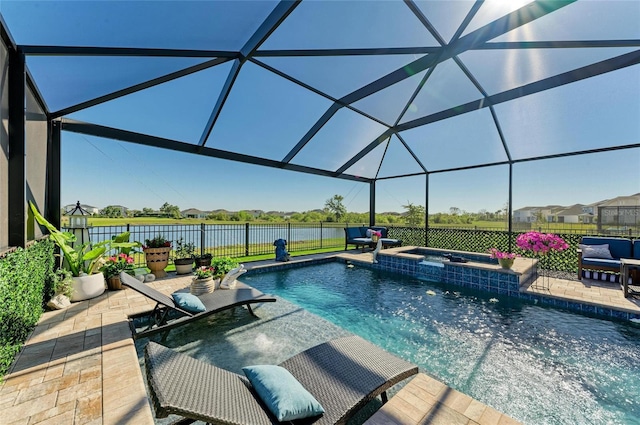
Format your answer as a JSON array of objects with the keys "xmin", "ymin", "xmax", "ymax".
[{"xmin": 242, "ymin": 261, "xmax": 640, "ymax": 425}]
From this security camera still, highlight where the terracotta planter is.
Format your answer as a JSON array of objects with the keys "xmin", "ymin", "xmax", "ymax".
[
  {"xmin": 190, "ymin": 276, "xmax": 218, "ymax": 295},
  {"xmin": 144, "ymin": 247, "xmax": 171, "ymax": 278},
  {"xmin": 70, "ymin": 272, "xmax": 106, "ymax": 302},
  {"xmin": 106, "ymin": 275, "xmax": 123, "ymax": 290}
]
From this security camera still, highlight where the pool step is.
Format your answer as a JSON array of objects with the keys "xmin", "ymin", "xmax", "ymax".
[{"xmin": 365, "ymin": 373, "xmax": 521, "ymax": 425}]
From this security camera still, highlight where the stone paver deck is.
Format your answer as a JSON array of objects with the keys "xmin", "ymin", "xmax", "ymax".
[
  {"xmin": 2, "ymin": 251, "xmax": 638, "ymax": 424},
  {"xmin": 365, "ymin": 374, "xmax": 521, "ymax": 425}
]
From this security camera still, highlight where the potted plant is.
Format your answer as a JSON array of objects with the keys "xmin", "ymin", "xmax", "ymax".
[
  {"xmin": 210, "ymin": 256, "xmax": 239, "ymax": 281},
  {"xmin": 101, "ymin": 231, "xmax": 142, "ymax": 289},
  {"xmin": 30, "ymin": 201, "xmax": 107, "ymax": 301},
  {"xmin": 100, "ymin": 253, "xmax": 136, "ymax": 290},
  {"xmin": 173, "ymin": 237, "xmax": 195, "ymax": 275},
  {"xmin": 194, "ymin": 252, "xmax": 213, "ymax": 267},
  {"xmin": 488, "ymin": 248, "xmax": 517, "ymax": 270},
  {"xmin": 190, "ymin": 266, "xmax": 216, "ymax": 295},
  {"xmin": 46, "ymin": 268, "xmax": 74, "ymax": 310},
  {"xmin": 143, "ymin": 235, "xmax": 172, "ymax": 278}
]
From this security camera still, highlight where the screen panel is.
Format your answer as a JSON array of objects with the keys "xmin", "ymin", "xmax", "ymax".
[
  {"xmin": 207, "ymin": 62, "xmax": 333, "ymax": 160},
  {"xmin": 400, "ymin": 59, "xmax": 483, "ymax": 124},
  {"xmin": 459, "ymin": 47, "xmax": 637, "ymax": 96},
  {"xmin": 259, "ymin": 54, "xmax": 426, "ymax": 100},
  {"xmin": 290, "ymin": 108, "xmax": 388, "ymax": 172},
  {"xmin": 68, "ymin": 63, "xmax": 234, "ymax": 144},
  {"xmin": 261, "ymin": 0, "xmax": 439, "ymax": 50},
  {"xmin": 27, "ymin": 56, "xmax": 214, "ymax": 113},
  {"xmin": 493, "ymin": 1, "xmax": 640, "ymax": 42},
  {"xmin": 2, "ymin": 1, "xmax": 278, "ymax": 50},
  {"xmin": 401, "ymin": 109, "xmax": 507, "ymax": 171},
  {"xmin": 495, "ymin": 64, "xmax": 640, "ymax": 160}
]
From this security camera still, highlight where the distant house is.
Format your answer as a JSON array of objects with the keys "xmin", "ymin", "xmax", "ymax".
[
  {"xmin": 181, "ymin": 208, "xmax": 209, "ymax": 219},
  {"xmin": 597, "ymin": 193, "xmax": 640, "ymax": 229},
  {"xmin": 266, "ymin": 210, "xmax": 299, "ymax": 220},
  {"xmin": 553, "ymin": 204, "xmax": 585, "ymax": 224},
  {"xmin": 580, "ymin": 201, "xmax": 602, "ymax": 224},
  {"xmin": 513, "ymin": 205, "xmax": 563, "ymax": 223}
]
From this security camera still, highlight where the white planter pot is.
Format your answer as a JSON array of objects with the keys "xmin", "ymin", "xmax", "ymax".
[
  {"xmin": 71, "ymin": 272, "xmax": 106, "ymax": 302},
  {"xmin": 175, "ymin": 263, "xmax": 193, "ymax": 275}
]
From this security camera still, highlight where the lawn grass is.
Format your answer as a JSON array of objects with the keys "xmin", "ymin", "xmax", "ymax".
[{"xmin": 146, "ymin": 246, "xmax": 344, "ymax": 274}]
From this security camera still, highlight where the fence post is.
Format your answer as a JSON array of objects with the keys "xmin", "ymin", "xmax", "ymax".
[
  {"xmin": 200, "ymin": 223, "xmax": 205, "ymax": 256},
  {"xmin": 126, "ymin": 223, "xmax": 130, "ymax": 232},
  {"xmin": 320, "ymin": 221, "xmax": 323, "ymax": 249},
  {"xmin": 245, "ymin": 223, "xmax": 250, "ymax": 257},
  {"xmin": 287, "ymin": 222, "xmax": 291, "ymax": 247}
]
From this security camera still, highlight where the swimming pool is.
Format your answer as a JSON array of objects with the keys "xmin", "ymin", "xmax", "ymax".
[{"xmin": 243, "ymin": 261, "xmax": 640, "ymax": 425}]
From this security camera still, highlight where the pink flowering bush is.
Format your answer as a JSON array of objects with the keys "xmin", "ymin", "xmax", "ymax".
[
  {"xmin": 516, "ymin": 231, "xmax": 569, "ymax": 254},
  {"xmin": 488, "ymin": 248, "xmax": 516, "ymax": 260},
  {"xmin": 100, "ymin": 253, "xmax": 135, "ymax": 278}
]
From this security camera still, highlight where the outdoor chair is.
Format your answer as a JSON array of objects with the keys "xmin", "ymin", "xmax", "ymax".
[
  {"xmin": 120, "ymin": 271, "xmax": 276, "ymax": 339},
  {"xmin": 144, "ymin": 335, "xmax": 418, "ymax": 425}
]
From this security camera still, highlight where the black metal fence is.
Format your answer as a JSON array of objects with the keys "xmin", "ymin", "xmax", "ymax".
[
  {"xmin": 64, "ymin": 222, "xmax": 352, "ymax": 267},
  {"xmin": 67, "ymin": 222, "xmax": 637, "ymax": 274}
]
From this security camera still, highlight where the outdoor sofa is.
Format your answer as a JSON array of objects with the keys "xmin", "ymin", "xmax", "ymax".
[
  {"xmin": 577, "ymin": 236, "xmax": 636, "ymax": 279},
  {"xmin": 344, "ymin": 226, "xmax": 402, "ymax": 251},
  {"xmin": 144, "ymin": 335, "xmax": 418, "ymax": 425}
]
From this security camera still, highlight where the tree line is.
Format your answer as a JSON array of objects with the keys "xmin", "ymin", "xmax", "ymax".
[{"xmin": 97, "ymin": 197, "xmax": 508, "ymax": 226}]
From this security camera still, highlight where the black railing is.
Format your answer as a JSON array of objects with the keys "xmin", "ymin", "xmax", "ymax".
[
  {"xmin": 65, "ymin": 222, "xmax": 638, "ymax": 274},
  {"xmin": 63, "ymin": 222, "xmax": 349, "ymax": 267}
]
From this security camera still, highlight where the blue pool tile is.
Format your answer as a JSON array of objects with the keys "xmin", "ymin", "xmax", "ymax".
[{"xmin": 612, "ymin": 310, "xmax": 628, "ymax": 320}]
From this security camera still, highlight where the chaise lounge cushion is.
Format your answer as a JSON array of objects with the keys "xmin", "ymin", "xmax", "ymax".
[
  {"xmin": 171, "ymin": 292, "xmax": 206, "ymax": 313},
  {"xmin": 242, "ymin": 365, "xmax": 325, "ymax": 421}
]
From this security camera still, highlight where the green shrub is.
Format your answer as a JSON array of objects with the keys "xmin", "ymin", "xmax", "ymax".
[{"xmin": 0, "ymin": 238, "xmax": 55, "ymax": 381}]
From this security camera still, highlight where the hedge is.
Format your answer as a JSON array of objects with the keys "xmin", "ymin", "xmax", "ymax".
[{"xmin": 0, "ymin": 238, "xmax": 55, "ymax": 380}]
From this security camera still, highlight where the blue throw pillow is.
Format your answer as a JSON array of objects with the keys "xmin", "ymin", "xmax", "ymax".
[
  {"xmin": 171, "ymin": 292, "xmax": 206, "ymax": 313},
  {"xmin": 242, "ymin": 365, "xmax": 325, "ymax": 421}
]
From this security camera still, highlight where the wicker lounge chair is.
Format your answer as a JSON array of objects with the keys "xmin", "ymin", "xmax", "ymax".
[
  {"xmin": 144, "ymin": 335, "xmax": 418, "ymax": 425},
  {"xmin": 120, "ymin": 271, "xmax": 276, "ymax": 339}
]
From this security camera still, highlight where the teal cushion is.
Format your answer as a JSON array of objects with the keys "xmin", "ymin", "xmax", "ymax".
[
  {"xmin": 171, "ymin": 292, "xmax": 206, "ymax": 313},
  {"xmin": 242, "ymin": 365, "xmax": 325, "ymax": 421}
]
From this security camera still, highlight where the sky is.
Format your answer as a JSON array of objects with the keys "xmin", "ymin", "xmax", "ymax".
[{"xmin": 4, "ymin": 1, "xmax": 640, "ymax": 214}]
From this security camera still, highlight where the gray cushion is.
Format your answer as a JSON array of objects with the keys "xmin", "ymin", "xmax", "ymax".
[
  {"xmin": 242, "ymin": 365, "xmax": 325, "ymax": 421},
  {"xmin": 579, "ymin": 244, "xmax": 614, "ymax": 259}
]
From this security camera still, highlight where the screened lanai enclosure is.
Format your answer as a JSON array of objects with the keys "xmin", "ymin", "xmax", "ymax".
[{"xmin": 0, "ymin": 0, "xmax": 639, "ymax": 249}]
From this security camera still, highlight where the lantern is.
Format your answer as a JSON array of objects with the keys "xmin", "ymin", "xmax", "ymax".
[{"xmin": 68, "ymin": 201, "xmax": 91, "ymax": 246}]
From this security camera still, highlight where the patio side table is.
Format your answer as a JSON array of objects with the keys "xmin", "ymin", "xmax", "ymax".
[{"xmin": 620, "ymin": 258, "xmax": 640, "ymax": 298}]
